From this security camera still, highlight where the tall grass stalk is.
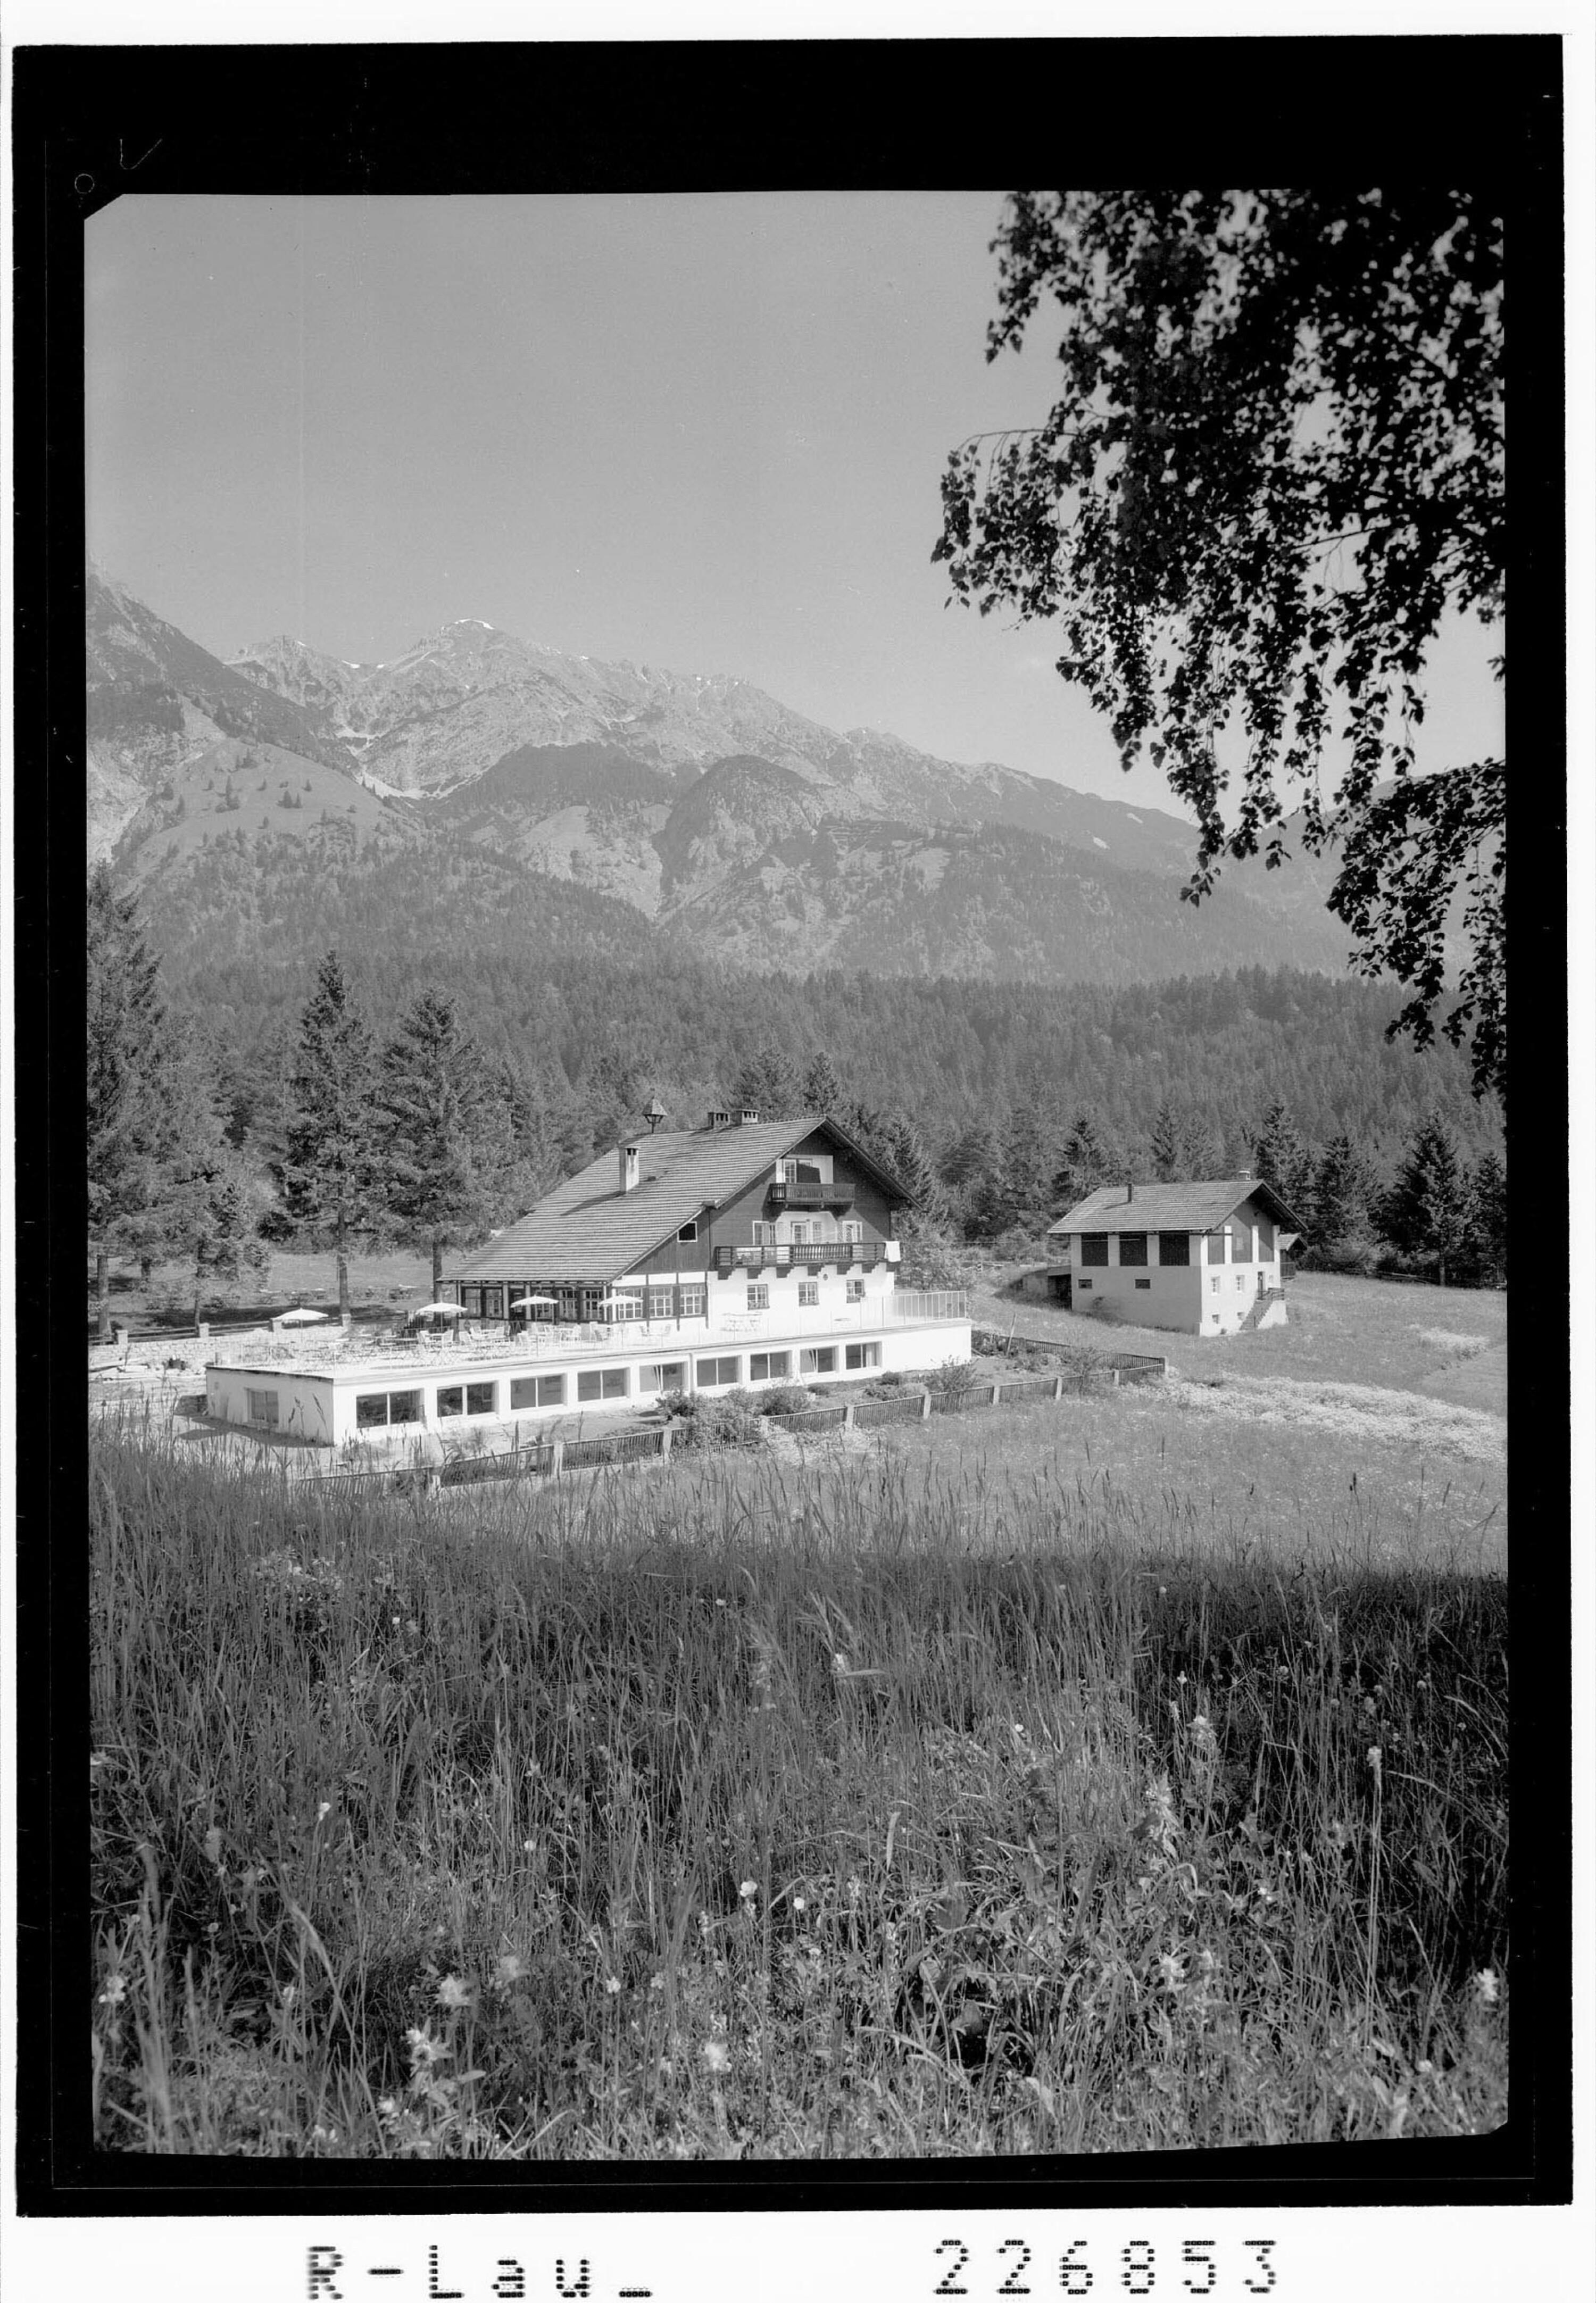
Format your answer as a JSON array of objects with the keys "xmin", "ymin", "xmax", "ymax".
[{"xmin": 89, "ymin": 1423, "xmax": 1509, "ymax": 2157}]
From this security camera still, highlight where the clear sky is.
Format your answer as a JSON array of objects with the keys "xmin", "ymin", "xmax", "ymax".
[{"xmin": 86, "ymin": 192, "xmax": 1502, "ymax": 813}]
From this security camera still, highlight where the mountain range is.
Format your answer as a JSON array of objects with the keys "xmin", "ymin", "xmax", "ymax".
[{"xmin": 88, "ymin": 567, "xmax": 1361, "ymax": 983}]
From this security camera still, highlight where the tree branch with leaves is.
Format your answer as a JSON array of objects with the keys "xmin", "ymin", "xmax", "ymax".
[{"xmin": 935, "ymin": 187, "xmax": 1504, "ymax": 1095}]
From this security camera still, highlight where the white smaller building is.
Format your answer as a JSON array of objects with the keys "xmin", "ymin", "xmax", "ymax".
[{"xmin": 1048, "ymin": 1178, "xmax": 1304, "ymax": 1337}]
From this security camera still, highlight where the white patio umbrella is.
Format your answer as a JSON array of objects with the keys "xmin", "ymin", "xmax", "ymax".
[
  {"xmin": 510, "ymin": 1294, "xmax": 557, "ymax": 1309},
  {"xmin": 412, "ymin": 1301, "xmax": 468, "ymax": 1320},
  {"xmin": 277, "ymin": 1305, "xmax": 329, "ymax": 1324}
]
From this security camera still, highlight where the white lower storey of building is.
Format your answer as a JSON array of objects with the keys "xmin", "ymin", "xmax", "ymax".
[{"xmin": 205, "ymin": 1315, "xmax": 973, "ymax": 1448}]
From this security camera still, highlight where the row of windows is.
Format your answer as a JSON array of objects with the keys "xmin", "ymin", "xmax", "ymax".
[
  {"xmin": 1080, "ymin": 1232, "xmax": 1189, "ymax": 1268},
  {"xmin": 348, "ymin": 1341, "xmax": 885, "ymax": 1426},
  {"xmin": 1079, "ymin": 1224, "xmax": 1275, "ymax": 1268},
  {"xmin": 456, "ymin": 1282, "xmax": 709, "ymax": 1322},
  {"xmin": 747, "ymin": 1278, "xmax": 864, "ymax": 1309}
]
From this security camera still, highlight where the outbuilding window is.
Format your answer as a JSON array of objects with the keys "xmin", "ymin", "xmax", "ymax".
[
  {"xmin": 1134, "ymin": 1277, "xmax": 1151, "ymax": 1290},
  {"xmin": 1080, "ymin": 1233, "xmax": 1109, "ymax": 1267},
  {"xmin": 1118, "ymin": 1233, "xmax": 1148, "ymax": 1266},
  {"xmin": 750, "ymin": 1351, "xmax": 792, "ymax": 1382},
  {"xmin": 844, "ymin": 1341, "xmax": 881, "ymax": 1370},
  {"xmin": 696, "ymin": 1356, "xmax": 742, "ymax": 1387},
  {"xmin": 1158, "ymin": 1233, "xmax": 1190, "ymax": 1266},
  {"xmin": 800, "ymin": 1346, "xmax": 837, "ymax": 1374},
  {"xmin": 246, "ymin": 1389, "xmax": 279, "ymax": 1427},
  {"xmin": 577, "ymin": 1367, "xmax": 629, "ymax": 1402}
]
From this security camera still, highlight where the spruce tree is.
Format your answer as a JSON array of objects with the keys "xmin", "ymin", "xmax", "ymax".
[
  {"xmin": 1470, "ymin": 1150, "xmax": 1508, "ymax": 1285},
  {"xmin": 378, "ymin": 990, "xmax": 526, "ymax": 1299},
  {"xmin": 87, "ymin": 867, "xmax": 180, "ymax": 1339},
  {"xmin": 1000, "ymin": 1099, "xmax": 1057, "ymax": 1234},
  {"xmin": 1050, "ymin": 1112, "xmax": 1113, "ymax": 1212},
  {"xmin": 1149, "ymin": 1095, "xmax": 1190, "ymax": 1183},
  {"xmin": 1379, "ymin": 1114, "xmax": 1474, "ymax": 1286},
  {"xmin": 1311, "ymin": 1133, "xmax": 1377, "ymax": 1244},
  {"xmin": 1252, "ymin": 1098, "xmax": 1313, "ymax": 1205},
  {"xmin": 272, "ymin": 952, "xmax": 382, "ymax": 1319},
  {"xmin": 801, "ymin": 1049, "xmax": 844, "ymax": 1116},
  {"xmin": 728, "ymin": 1045, "xmax": 800, "ymax": 1120},
  {"xmin": 155, "ymin": 1050, "xmax": 270, "ymax": 1325},
  {"xmin": 883, "ymin": 1114, "xmax": 951, "ymax": 1228}
]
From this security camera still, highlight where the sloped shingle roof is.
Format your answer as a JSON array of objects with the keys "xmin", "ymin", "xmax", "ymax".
[
  {"xmin": 1048, "ymin": 1177, "xmax": 1306, "ymax": 1238},
  {"xmin": 449, "ymin": 1116, "xmax": 901, "ymax": 1287}
]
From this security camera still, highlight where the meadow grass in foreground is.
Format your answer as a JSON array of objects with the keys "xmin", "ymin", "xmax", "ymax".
[{"xmin": 90, "ymin": 1427, "xmax": 1508, "ymax": 2157}]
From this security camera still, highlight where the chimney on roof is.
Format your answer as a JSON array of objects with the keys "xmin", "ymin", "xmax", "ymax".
[
  {"xmin": 735, "ymin": 1106, "xmax": 759, "ymax": 1126},
  {"xmin": 643, "ymin": 1096, "xmax": 667, "ymax": 1135},
  {"xmin": 706, "ymin": 1107, "xmax": 732, "ymax": 1130},
  {"xmin": 1126, "ymin": 1178, "xmax": 1135, "ymax": 1203},
  {"xmin": 618, "ymin": 1142, "xmax": 642, "ymax": 1194}
]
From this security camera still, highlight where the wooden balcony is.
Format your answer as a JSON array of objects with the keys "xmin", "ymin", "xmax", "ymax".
[
  {"xmin": 767, "ymin": 1174, "xmax": 857, "ymax": 1209},
  {"xmin": 714, "ymin": 1240, "xmax": 888, "ymax": 1274}
]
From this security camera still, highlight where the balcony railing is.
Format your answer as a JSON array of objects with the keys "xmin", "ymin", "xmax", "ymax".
[
  {"xmin": 767, "ymin": 1174, "xmax": 855, "ymax": 1208},
  {"xmin": 714, "ymin": 1240, "xmax": 889, "ymax": 1273}
]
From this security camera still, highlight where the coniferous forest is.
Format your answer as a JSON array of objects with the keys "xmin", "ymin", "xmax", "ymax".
[{"xmin": 93, "ymin": 857, "xmax": 1507, "ymax": 1326}]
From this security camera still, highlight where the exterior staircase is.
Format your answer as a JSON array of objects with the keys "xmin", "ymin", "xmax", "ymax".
[{"xmin": 1238, "ymin": 1286, "xmax": 1286, "ymax": 1334}]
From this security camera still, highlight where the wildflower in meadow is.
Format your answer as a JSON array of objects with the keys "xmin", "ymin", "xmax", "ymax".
[
  {"xmin": 738, "ymin": 1879, "xmax": 758, "ymax": 1903},
  {"xmin": 792, "ymin": 1895, "xmax": 807, "ymax": 1914},
  {"xmin": 435, "ymin": 1975, "xmax": 471, "ymax": 2010},
  {"xmin": 1475, "ymin": 1968, "xmax": 1500, "ymax": 2007},
  {"xmin": 702, "ymin": 2039, "xmax": 730, "ymax": 2075},
  {"xmin": 604, "ymin": 1974, "xmax": 622, "ymax": 1996},
  {"xmin": 97, "ymin": 1974, "xmax": 127, "ymax": 2008},
  {"xmin": 492, "ymin": 1953, "xmax": 526, "ymax": 1990},
  {"xmin": 1159, "ymin": 1953, "xmax": 1185, "ymax": 1991}
]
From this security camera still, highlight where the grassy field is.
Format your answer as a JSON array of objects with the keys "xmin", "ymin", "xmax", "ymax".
[
  {"xmin": 90, "ymin": 1406, "xmax": 1508, "ymax": 2157},
  {"xmin": 977, "ymin": 1265, "xmax": 1507, "ymax": 1406}
]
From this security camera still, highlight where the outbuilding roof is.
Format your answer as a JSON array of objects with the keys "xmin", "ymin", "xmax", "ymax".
[
  {"xmin": 448, "ymin": 1115, "xmax": 905, "ymax": 1287},
  {"xmin": 1048, "ymin": 1177, "xmax": 1306, "ymax": 1238}
]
